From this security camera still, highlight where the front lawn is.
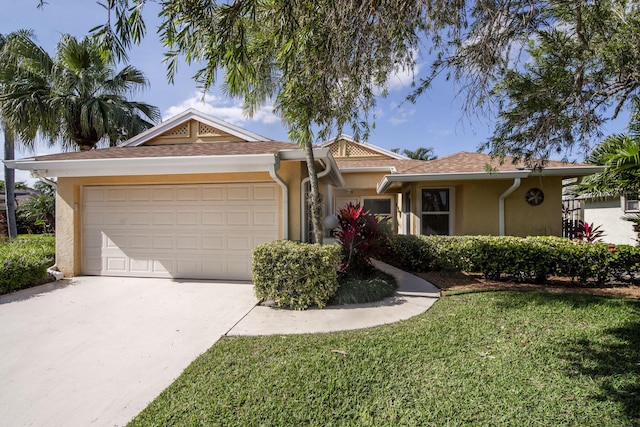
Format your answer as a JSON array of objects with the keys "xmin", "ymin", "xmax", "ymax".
[{"xmin": 129, "ymin": 291, "xmax": 640, "ymax": 426}]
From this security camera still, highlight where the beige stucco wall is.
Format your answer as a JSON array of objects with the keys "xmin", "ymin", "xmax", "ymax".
[
  {"xmin": 394, "ymin": 176, "xmax": 563, "ymax": 237},
  {"xmin": 56, "ymin": 161, "xmax": 304, "ymax": 277}
]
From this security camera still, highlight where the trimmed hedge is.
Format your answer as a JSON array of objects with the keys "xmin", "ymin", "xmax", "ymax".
[
  {"xmin": 386, "ymin": 234, "xmax": 640, "ymax": 285},
  {"xmin": 0, "ymin": 235, "xmax": 55, "ymax": 295},
  {"xmin": 252, "ymin": 241, "xmax": 341, "ymax": 310}
]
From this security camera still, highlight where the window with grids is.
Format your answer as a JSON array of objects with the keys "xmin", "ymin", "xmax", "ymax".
[{"xmin": 421, "ymin": 188, "xmax": 451, "ymax": 235}]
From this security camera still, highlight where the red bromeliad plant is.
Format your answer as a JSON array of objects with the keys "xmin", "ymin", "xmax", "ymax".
[
  {"xmin": 334, "ymin": 203, "xmax": 391, "ymax": 275},
  {"xmin": 577, "ymin": 221, "xmax": 606, "ymax": 243}
]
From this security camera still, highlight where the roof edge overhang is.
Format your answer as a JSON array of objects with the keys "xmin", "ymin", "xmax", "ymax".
[
  {"xmin": 376, "ymin": 165, "xmax": 604, "ymax": 193},
  {"xmin": 339, "ymin": 167, "xmax": 397, "ymax": 173},
  {"xmin": 5, "ymin": 154, "xmax": 280, "ymax": 178},
  {"xmin": 528, "ymin": 165, "xmax": 605, "ymax": 177},
  {"xmin": 377, "ymin": 171, "xmax": 532, "ymax": 193},
  {"xmin": 279, "ymin": 148, "xmax": 345, "ymax": 187}
]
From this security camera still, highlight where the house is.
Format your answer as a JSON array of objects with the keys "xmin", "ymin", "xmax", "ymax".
[
  {"xmin": 564, "ymin": 193, "xmax": 638, "ymax": 245},
  {"xmin": 6, "ymin": 109, "xmax": 603, "ymax": 281}
]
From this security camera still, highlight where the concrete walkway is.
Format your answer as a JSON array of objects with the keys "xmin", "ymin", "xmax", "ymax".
[{"xmin": 227, "ymin": 260, "xmax": 440, "ymax": 336}]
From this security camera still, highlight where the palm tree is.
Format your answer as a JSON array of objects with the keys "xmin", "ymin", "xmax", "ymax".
[
  {"xmin": 0, "ymin": 33, "xmax": 19, "ymax": 239},
  {"xmin": 0, "ymin": 31, "xmax": 160, "ymax": 152},
  {"xmin": 391, "ymin": 146, "xmax": 438, "ymax": 161},
  {"xmin": 573, "ymin": 99, "xmax": 640, "ymax": 197}
]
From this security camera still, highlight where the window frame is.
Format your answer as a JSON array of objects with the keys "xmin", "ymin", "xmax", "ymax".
[
  {"xmin": 624, "ymin": 193, "xmax": 640, "ymax": 213},
  {"xmin": 418, "ymin": 187, "xmax": 455, "ymax": 236}
]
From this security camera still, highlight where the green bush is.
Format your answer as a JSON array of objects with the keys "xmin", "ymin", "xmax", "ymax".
[
  {"xmin": 386, "ymin": 234, "xmax": 629, "ymax": 285},
  {"xmin": 608, "ymin": 244, "xmax": 640, "ymax": 283},
  {"xmin": 0, "ymin": 236, "xmax": 55, "ymax": 295},
  {"xmin": 385, "ymin": 234, "xmax": 436, "ymax": 271},
  {"xmin": 252, "ymin": 241, "xmax": 341, "ymax": 310}
]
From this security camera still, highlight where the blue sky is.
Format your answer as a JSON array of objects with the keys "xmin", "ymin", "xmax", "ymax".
[{"xmin": 1, "ymin": 1, "xmax": 631, "ymax": 185}]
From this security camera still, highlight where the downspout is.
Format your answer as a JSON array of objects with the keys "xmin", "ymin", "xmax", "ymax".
[
  {"xmin": 300, "ymin": 159, "xmax": 333, "ymax": 242},
  {"xmin": 499, "ymin": 178, "xmax": 521, "ymax": 236},
  {"xmin": 269, "ymin": 161, "xmax": 289, "ymax": 240}
]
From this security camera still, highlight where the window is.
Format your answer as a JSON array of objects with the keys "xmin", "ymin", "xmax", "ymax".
[
  {"xmin": 421, "ymin": 188, "xmax": 452, "ymax": 235},
  {"xmin": 625, "ymin": 193, "xmax": 639, "ymax": 212},
  {"xmin": 363, "ymin": 198, "xmax": 393, "ymax": 219}
]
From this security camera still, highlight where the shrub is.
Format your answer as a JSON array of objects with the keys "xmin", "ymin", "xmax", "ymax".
[
  {"xmin": 386, "ymin": 234, "xmax": 627, "ymax": 285},
  {"xmin": 335, "ymin": 203, "xmax": 390, "ymax": 275},
  {"xmin": 0, "ymin": 236, "xmax": 55, "ymax": 295},
  {"xmin": 252, "ymin": 241, "xmax": 341, "ymax": 310},
  {"xmin": 385, "ymin": 234, "xmax": 435, "ymax": 271},
  {"xmin": 607, "ymin": 244, "xmax": 640, "ymax": 283},
  {"xmin": 330, "ymin": 269, "xmax": 397, "ymax": 305}
]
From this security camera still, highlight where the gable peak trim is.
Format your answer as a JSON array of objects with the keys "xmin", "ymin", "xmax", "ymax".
[{"xmin": 120, "ymin": 108, "xmax": 272, "ymax": 147}]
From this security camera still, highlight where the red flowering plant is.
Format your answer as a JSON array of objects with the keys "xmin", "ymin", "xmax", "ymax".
[
  {"xmin": 576, "ymin": 221, "xmax": 606, "ymax": 243},
  {"xmin": 334, "ymin": 203, "xmax": 391, "ymax": 276}
]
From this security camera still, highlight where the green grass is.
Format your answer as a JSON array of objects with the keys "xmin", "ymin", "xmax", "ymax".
[
  {"xmin": 129, "ymin": 291, "xmax": 640, "ymax": 426},
  {"xmin": 330, "ymin": 268, "xmax": 398, "ymax": 305}
]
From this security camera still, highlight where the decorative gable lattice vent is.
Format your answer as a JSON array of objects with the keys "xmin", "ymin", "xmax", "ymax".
[
  {"xmin": 344, "ymin": 142, "xmax": 379, "ymax": 157},
  {"xmin": 198, "ymin": 122, "xmax": 227, "ymax": 137},
  {"xmin": 161, "ymin": 123, "xmax": 190, "ymax": 138},
  {"xmin": 329, "ymin": 144, "xmax": 340, "ymax": 157}
]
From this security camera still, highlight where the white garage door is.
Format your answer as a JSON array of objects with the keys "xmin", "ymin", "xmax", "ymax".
[{"xmin": 82, "ymin": 183, "xmax": 279, "ymax": 280}]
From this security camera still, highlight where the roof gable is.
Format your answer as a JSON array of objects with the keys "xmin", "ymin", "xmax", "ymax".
[
  {"xmin": 320, "ymin": 134, "xmax": 407, "ymax": 160},
  {"xmin": 120, "ymin": 108, "xmax": 271, "ymax": 147}
]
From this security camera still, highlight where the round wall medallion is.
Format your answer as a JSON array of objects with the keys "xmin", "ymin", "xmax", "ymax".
[{"xmin": 525, "ymin": 188, "xmax": 544, "ymax": 206}]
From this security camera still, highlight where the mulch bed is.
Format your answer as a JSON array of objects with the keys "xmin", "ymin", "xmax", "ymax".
[{"xmin": 417, "ymin": 271, "xmax": 640, "ymax": 299}]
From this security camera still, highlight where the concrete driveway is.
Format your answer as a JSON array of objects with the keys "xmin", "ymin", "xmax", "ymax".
[{"xmin": 0, "ymin": 276, "xmax": 258, "ymax": 427}]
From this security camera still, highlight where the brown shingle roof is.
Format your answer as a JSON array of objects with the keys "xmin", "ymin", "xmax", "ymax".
[
  {"xmin": 32, "ymin": 141, "xmax": 299, "ymax": 161},
  {"xmin": 337, "ymin": 151, "xmax": 587, "ymax": 174}
]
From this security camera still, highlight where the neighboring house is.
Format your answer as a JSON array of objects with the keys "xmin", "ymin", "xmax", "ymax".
[
  {"xmin": 0, "ymin": 187, "xmax": 40, "ymax": 214},
  {"xmin": 565, "ymin": 193, "xmax": 638, "ymax": 245},
  {"xmin": 6, "ymin": 109, "xmax": 602, "ymax": 281}
]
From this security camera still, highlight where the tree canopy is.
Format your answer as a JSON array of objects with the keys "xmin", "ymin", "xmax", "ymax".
[
  {"xmin": 573, "ymin": 99, "xmax": 640, "ymax": 198},
  {"xmin": 0, "ymin": 31, "xmax": 160, "ymax": 151},
  {"xmin": 391, "ymin": 146, "xmax": 438, "ymax": 161},
  {"xmin": 66, "ymin": 1, "xmax": 640, "ymax": 163}
]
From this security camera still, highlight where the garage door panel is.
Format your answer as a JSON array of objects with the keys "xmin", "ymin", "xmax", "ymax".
[
  {"xmin": 201, "ymin": 186, "xmax": 225, "ymax": 201},
  {"xmin": 177, "ymin": 186, "xmax": 201, "ymax": 201},
  {"xmin": 177, "ymin": 211, "xmax": 199, "ymax": 225},
  {"xmin": 105, "ymin": 188, "xmax": 127, "ymax": 202},
  {"xmin": 83, "ymin": 183, "xmax": 279, "ymax": 280},
  {"xmin": 202, "ymin": 211, "xmax": 224, "ymax": 225}
]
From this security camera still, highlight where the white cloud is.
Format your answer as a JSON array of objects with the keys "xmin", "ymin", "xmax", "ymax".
[
  {"xmin": 163, "ymin": 91, "xmax": 279, "ymax": 125},
  {"xmin": 385, "ymin": 61, "xmax": 420, "ymax": 92},
  {"xmin": 388, "ymin": 103, "xmax": 416, "ymax": 126}
]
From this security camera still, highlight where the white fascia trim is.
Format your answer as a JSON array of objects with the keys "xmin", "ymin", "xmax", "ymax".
[
  {"xmin": 340, "ymin": 167, "xmax": 397, "ymax": 173},
  {"xmin": 280, "ymin": 148, "xmax": 345, "ymax": 188},
  {"xmin": 8, "ymin": 154, "xmax": 278, "ymax": 178},
  {"xmin": 120, "ymin": 108, "xmax": 271, "ymax": 147},
  {"xmin": 529, "ymin": 166, "xmax": 605, "ymax": 176},
  {"xmin": 377, "ymin": 171, "xmax": 531, "ymax": 193}
]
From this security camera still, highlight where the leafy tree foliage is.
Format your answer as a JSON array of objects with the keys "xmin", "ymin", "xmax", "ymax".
[
  {"xmin": 391, "ymin": 146, "xmax": 438, "ymax": 160},
  {"xmin": 17, "ymin": 181, "xmax": 56, "ymax": 233},
  {"xmin": 34, "ymin": 0, "xmax": 640, "ymax": 234},
  {"xmin": 0, "ymin": 31, "xmax": 160, "ymax": 151},
  {"xmin": 574, "ymin": 99, "xmax": 640, "ymax": 197}
]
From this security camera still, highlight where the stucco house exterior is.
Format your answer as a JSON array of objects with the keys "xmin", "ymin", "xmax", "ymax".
[
  {"xmin": 565, "ymin": 194, "xmax": 638, "ymax": 245},
  {"xmin": 7, "ymin": 109, "xmax": 602, "ymax": 281}
]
